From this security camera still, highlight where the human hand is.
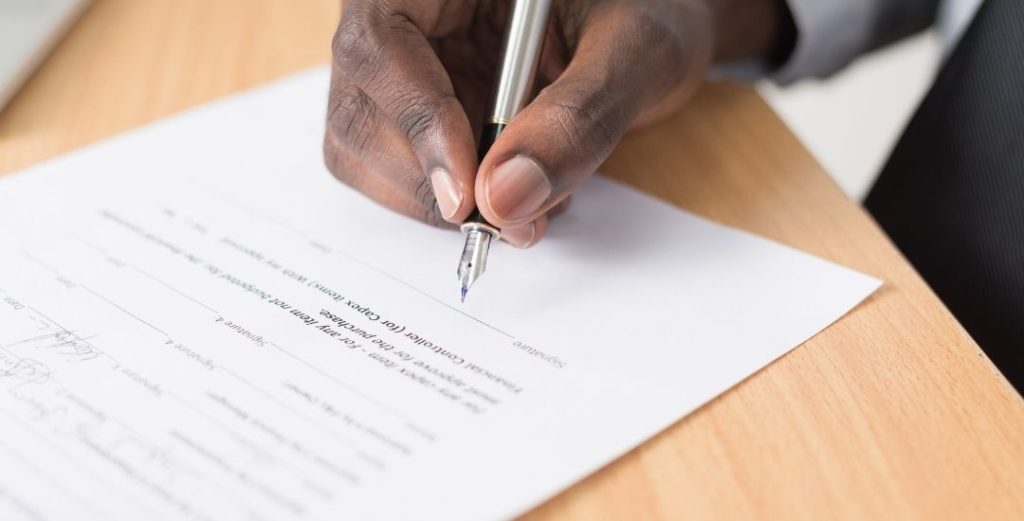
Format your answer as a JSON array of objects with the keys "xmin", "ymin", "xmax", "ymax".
[{"xmin": 323, "ymin": 0, "xmax": 789, "ymax": 247}]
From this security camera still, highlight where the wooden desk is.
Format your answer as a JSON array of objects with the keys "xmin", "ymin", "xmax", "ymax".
[{"xmin": 1, "ymin": 1, "xmax": 1021, "ymax": 519}]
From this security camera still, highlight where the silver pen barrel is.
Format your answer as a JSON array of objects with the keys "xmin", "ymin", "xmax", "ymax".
[
  {"xmin": 457, "ymin": 0, "xmax": 552, "ymax": 302},
  {"xmin": 491, "ymin": 0, "xmax": 553, "ymax": 124}
]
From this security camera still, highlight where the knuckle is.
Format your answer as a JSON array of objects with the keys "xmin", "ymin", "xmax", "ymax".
[
  {"xmin": 332, "ymin": 10, "xmax": 386, "ymax": 81},
  {"xmin": 329, "ymin": 82, "xmax": 368, "ymax": 113},
  {"xmin": 389, "ymin": 92, "xmax": 453, "ymax": 145},
  {"xmin": 328, "ymin": 85, "xmax": 377, "ymax": 153}
]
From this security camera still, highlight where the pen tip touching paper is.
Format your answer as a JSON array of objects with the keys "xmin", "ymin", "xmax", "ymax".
[{"xmin": 457, "ymin": 225, "xmax": 493, "ymax": 304}]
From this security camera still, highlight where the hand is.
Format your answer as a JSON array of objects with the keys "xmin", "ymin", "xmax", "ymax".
[{"xmin": 324, "ymin": 0, "xmax": 790, "ymax": 247}]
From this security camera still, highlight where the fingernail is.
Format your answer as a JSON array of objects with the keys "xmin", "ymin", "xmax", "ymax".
[
  {"xmin": 486, "ymin": 156, "xmax": 551, "ymax": 223},
  {"xmin": 502, "ymin": 222, "xmax": 537, "ymax": 248},
  {"xmin": 429, "ymin": 167, "xmax": 462, "ymax": 221}
]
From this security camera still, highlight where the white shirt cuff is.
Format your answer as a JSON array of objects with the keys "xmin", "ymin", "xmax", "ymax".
[
  {"xmin": 773, "ymin": 0, "xmax": 877, "ymax": 84},
  {"xmin": 709, "ymin": 0, "xmax": 878, "ymax": 84}
]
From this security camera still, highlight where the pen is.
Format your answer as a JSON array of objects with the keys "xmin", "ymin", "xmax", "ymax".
[{"xmin": 458, "ymin": 0, "xmax": 552, "ymax": 302}]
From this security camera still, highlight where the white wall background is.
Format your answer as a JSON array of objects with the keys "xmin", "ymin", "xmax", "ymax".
[{"xmin": 757, "ymin": 32, "xmax": 943, "ymax": 201}]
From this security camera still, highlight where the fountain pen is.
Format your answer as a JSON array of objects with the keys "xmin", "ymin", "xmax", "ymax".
[{"xmin": 458, "ymin": 0, "xmax": 552, "ymax": 302}]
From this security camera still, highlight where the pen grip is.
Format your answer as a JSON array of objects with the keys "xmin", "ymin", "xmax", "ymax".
[
  {"xmin": 477, "ymin": 121, "xmax": 507, "ymax": 162},
  {"xmin": 468, "ymin": 122, "xmax": 507, "ymax": 225}
]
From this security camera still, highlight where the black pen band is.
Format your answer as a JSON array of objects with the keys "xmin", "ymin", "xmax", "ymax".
[
  {"xmin": 464, "ymin": 121, "xmax": 508, "ymax": 227},
  {"xmin": 477, "ymin": 121, "xmax": 507, "ymax": 161}
]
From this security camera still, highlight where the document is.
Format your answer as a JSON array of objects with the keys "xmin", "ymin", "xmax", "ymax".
[{"xmin": 0, "ymin": 68, "xmax": 879, "ymax": 520}]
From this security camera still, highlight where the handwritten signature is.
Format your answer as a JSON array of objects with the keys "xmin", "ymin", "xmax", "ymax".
[{"xmin": 7, "ymin": 328, "xmax": 101, "ymax": 362}]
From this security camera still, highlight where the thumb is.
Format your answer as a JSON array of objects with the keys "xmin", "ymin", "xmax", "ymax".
[
  {"xmin": 475, "ymin": 6, "xmax": 704, "ymax": 229},
  {"xmin": 475, "ymin": 73, "xmax": 630, "ymax": 229}
]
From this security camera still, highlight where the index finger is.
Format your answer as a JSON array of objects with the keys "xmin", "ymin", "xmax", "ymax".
[{"xmin": 334, "ymin": 0, "xmax": 479, "ymax": 223}]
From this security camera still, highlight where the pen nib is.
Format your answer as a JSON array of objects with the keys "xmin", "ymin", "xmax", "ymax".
[{"xmin": 457, "ymin": 225, "xmax": 494, "ymax": 303}]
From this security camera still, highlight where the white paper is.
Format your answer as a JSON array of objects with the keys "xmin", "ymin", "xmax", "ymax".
[{"xmin": 0, "ymin": 67, "xmax": 879, "ymax": 521}]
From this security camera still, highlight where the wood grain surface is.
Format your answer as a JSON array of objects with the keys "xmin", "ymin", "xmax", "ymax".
[{"xmin": 0, "ymin": 1, "xmax": 1021, "ymax": 519}]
